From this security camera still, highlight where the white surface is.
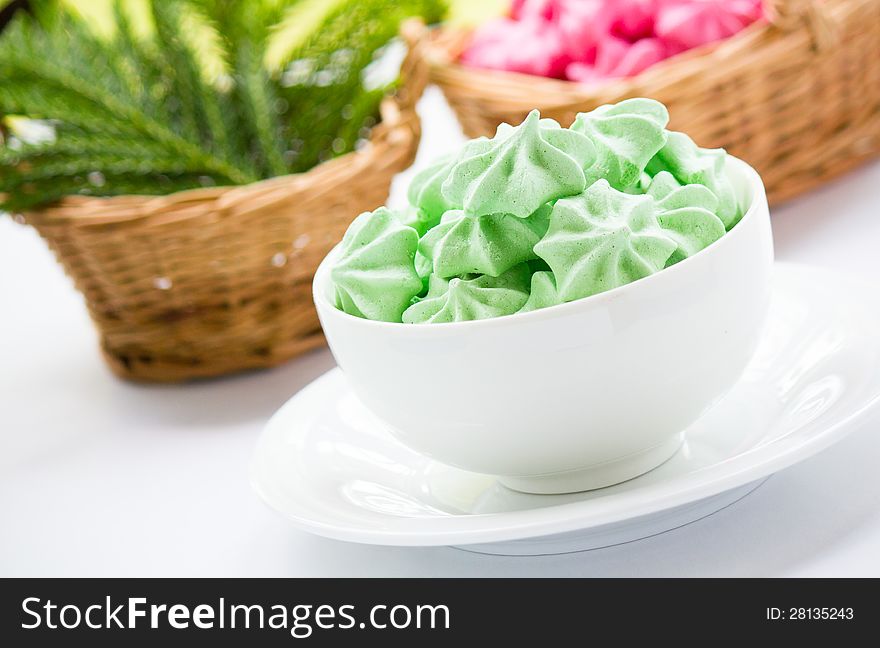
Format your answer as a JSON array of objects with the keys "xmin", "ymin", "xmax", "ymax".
[
  {"xmin": 313, "ymin": 158, "xmax": 773, "ymax": 493},
  {"xmin": 254, "ymin": 264, "xmax": 880, "ymax": 552},
  {"xmin": 2, "ymin": 88, "xmax": 880, "ymax": 576}
]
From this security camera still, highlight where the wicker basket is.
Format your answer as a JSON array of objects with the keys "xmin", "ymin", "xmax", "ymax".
[
  {"xmin": 427, "ymin": 0, "xmax": 880, "ymax": 204},
  {"xmin": 17, "ymin": 21, "xmax": 430, "ymax": 382}
]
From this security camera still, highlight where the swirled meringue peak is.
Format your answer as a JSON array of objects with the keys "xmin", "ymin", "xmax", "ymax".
[
  {"xmin": 407, "ymin": 155, "xmax": 456, "ymax": 227},
  {"xmin": 395, "ymin": 205, "xmax": 436, "ymax": 237},
  {"xmin": 656, "ymin": 204, "xmax": 726, "ymax": 266},
  {"xmin": 407, "ymin": 138, "xmax": 492, "ymax": 224},
  {"xmin": 646, "ymin": 131, "xmax": 740, "ymax": 229},
  {"xmin": 402, "ymin": 264, "xmax": 531, "ymax": 324},
  {"xmin": 647, "ymin": 171, "xmax": 719, "ymax": 212},
  {"xmin": 534, "ymin": 180, "xmax": 677, "ymax": 301},
  {"xmin": 330, "ymin": 207, "xmax": 422, "ymax": 323},
  {"xmin": 441, "ymin": 110, "xmax": 595, "ymax": 219},
  {"xmin": 420, "ymin": 204, "xmax": 551, "ymax": 278},
  {"xmin": 518, "ymin": 270, "xmax": 562, "ymax": 313},
  {"xmin": 571, "ymin": 98, "xmax": 669, "ymax": 190},
  {"xmin": 646, "ymin": 173, "xmax": 725, "ymax": 265}
]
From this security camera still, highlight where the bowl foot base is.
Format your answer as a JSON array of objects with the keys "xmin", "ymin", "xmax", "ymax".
[{"xmin": 498, "ymin": 434, "xmax": 684, "ymax": 495}]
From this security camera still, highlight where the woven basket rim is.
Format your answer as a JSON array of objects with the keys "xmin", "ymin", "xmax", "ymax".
[{"xmin": 21, "ymin": 20, "xmax": 428, "ymax": 227}]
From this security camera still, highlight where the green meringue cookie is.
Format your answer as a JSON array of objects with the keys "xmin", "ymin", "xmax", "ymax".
[
  {"xmin": 646, "ymin": 171, "xmax": 726, "ymax": 265},
  {"xmin": 441, "ymin": 110, "xmax": 595, "ymax": 219},
  {"xmin": 419, "ymin": 204, "xmax": 551, "ymax": 278},
  {"xmin": 401, "ymin": 264, "xmax": 531, "ymax": 324},
  {"xmin": 518, "ymin": 270, "xmax": 562, "ymax": 313},
  {"xmin": 644, "ymin": 170, "xmax": 683, "ymax": 201},
  {"xmin": 657, "ymin": 205, "xmax": 726, "ymax": 266},
  {"xmin": 331, "ymin": 207, "xmax": 422, "ymax": 322},
  {"xmin": 415, "ymin": 248, "xmax": 433, "ymax": 294},
  {"xmin": 395, "ymin": 204, "xmax": 436, "ymax": 237},
  {"xmin": 646, "ymin": 131, "xmax": 740, "ymax": 229},
  {"xmin": 534, "ymin": 180, "xmax": 677, "ymax": 302},
  {"xmin": 407, "ymin": 137, "xmax": 496, "ymax": 224},
  {"xmin": 647, "ymin": 171, "xmax": 721, "ymax": 213},
  {"xmin": 408, "ymin": 154, "xmax": 457, "ymax": 224},
  {"xmin": 571, "ymin": 98, "xmax": 669, "ymax": 190}
]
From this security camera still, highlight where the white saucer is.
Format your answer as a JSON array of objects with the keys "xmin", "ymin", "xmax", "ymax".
[{"xmin": 251, "ymin": 263, "xmax": 880, "ymax": 555}]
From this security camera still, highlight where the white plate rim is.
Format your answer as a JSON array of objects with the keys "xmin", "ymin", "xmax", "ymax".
[{"xmin": 251, "ymin": 263, "xmax": 880, "ymax": 546}]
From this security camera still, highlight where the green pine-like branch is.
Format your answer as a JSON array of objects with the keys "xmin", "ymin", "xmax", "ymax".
[{"xmin": 0, "ymin": 0, "xmax": 446, "ymax": 212}]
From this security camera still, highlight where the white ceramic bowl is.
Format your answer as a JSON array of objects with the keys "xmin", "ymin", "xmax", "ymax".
[{"xmin": 313, "ymin": 157, "xmax": 774, "ymax": 494}]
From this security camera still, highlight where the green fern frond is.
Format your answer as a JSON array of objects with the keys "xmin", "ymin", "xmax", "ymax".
[
  {"xmin": 0, "ymin": 0, "xmax": 447, "ymax": 212},
  {"xmin": 234, "ymin": 41, "xmax": 289, "ymax": 177},
  {"xmin": 0, "ymin": 15, "xmax": 252, "ymax": 182},
  {"xmin": 150, "ymin": 2, "xmax": 202, "ymax": 141}
]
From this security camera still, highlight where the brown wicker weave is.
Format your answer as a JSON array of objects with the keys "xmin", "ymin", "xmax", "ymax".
[
  {"xmin": 17, "ymin": 21, "xmax": 430, "ymax": 382},
  {"xmin": 428, "ymin": 0, "xmax": 880, "ymax": 204}
]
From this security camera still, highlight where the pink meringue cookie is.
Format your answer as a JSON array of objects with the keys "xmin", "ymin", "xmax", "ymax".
[
  {"xmin": 553, "ymin": 0, "xmax": 658, "ymax": 66},
  {"xmin": 565, "ymin": 36, "xmax": 667, "ymax": 84},
  {"xmin": 510, "ymin": 0, "xmax": 561, "ymax": 21},
  {"xmin": 564, "ymin": 61, "xmax": 602, "ymax": 85},
  {"xmin": 461, "ymin": 17, "xmax": 570, "ymax": 79},
  {"xmin": 465, "ymin": 0, "xmax": 762, "ymax": 82},
  {"xmin": 608, "ymin": 0, "xmax": 658, "ymax": 42},
  {"xmin": 567, "ymin": 35, "xmax": 667, "ymax": 82},
  {"xmin": 597, "ymin": 36, "xmax": 667, "ymax": 76},
  {"xmin": 655, "ymin": 0, "xmax": 763, "ymax": 50},
  {"xmin": 556, "ymin": 0, "xmax": 614, "ymax": 64}
]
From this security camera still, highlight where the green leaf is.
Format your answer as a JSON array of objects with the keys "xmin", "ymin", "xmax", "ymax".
[{"xmin": 0, "ymin": 0, "xmax": 448, "ymax": 211}]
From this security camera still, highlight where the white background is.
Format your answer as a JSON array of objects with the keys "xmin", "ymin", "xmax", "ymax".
[{"xmin": 2, "ymin": 88, "xmax": 879, "ymax": 577}]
